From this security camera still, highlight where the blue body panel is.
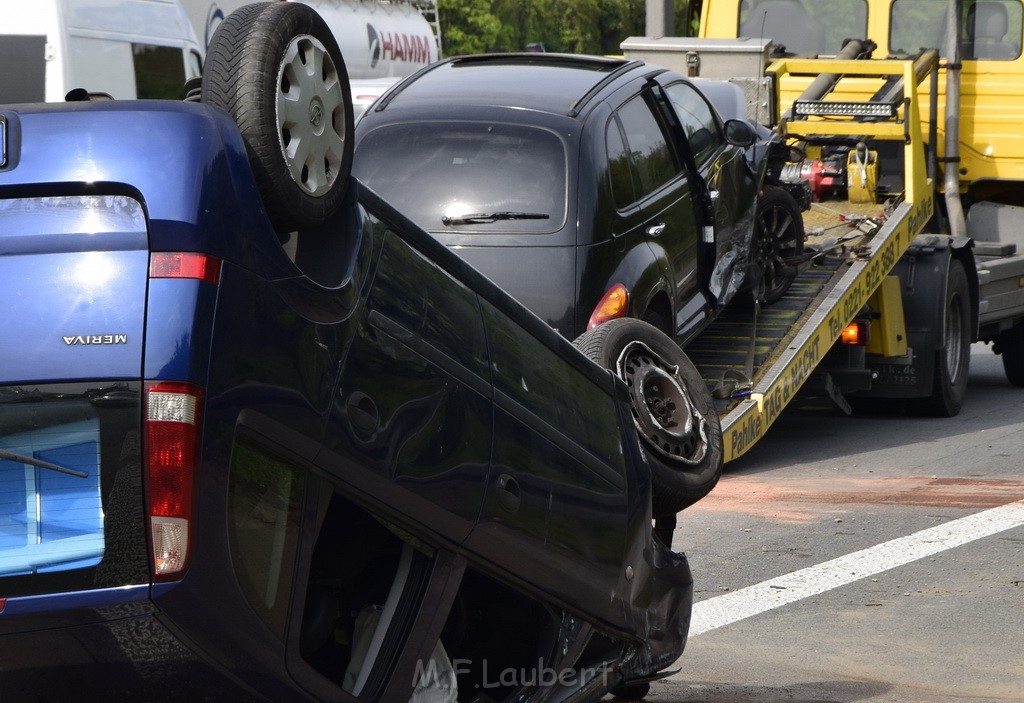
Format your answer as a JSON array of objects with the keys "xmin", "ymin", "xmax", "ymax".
[
  {"xmin": 0, "ymin": 101, "xmax": 289, "ymax": 275},
  {"xmin": 0, "ymin": 103, "xmax": 268, "ymax": 692},
  {"xmin": 143, "ymin": 278, "xmax": 218, "ymax": 382},
  {"xmin": 0, "ymin": 250, "xmax": 147, "ymax": 383}
]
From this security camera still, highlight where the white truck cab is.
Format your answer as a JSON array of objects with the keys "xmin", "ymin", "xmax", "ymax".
[{"xmin": 0, "ymin": 0, "xmax": 203, "ymax": 102}]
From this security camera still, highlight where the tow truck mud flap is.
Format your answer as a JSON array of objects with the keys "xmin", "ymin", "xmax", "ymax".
[
  {"xmin": 0, "ymin": 195, "xmax": 148, "ymax": 383},
  {"xmin": 863, "ymin": 236, "xmax": 970, "ymax": 398}
]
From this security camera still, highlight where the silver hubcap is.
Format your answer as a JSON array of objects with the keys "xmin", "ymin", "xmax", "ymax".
[
  {"xmin": 275, "ymin": 34, "xmax": 345, "ymax": 197},
  {"xmin": 616, "ymin": 341, "xmax": 709, "ymax": 466}
]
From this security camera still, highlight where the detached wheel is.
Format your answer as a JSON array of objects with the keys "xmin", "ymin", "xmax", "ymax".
[
  {"xmin": 752, "ymin": 186, "xmax": 804, "ymax": 304},
  {"xmin": 574, "ymin": 318, "xmax": 723, "ymax": 516},
  {"xmin": 914, "ymin": 259, "xmax": 971, "ymax": 416},
  {"xmin": 996, "ymin": 321, "xmax": 1024, "ymax": 387},
  {"xmin": 201, "ymin": 2, "xmax": 354, "ymax": 232}
]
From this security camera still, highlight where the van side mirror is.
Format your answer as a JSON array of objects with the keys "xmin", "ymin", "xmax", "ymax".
[{"xmin": 723, "ymin": 119, "xmax": 757, "ymax": 148}]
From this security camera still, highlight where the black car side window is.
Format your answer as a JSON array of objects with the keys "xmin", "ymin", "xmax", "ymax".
[
  {"xmin": 616, "ymin": 95, "xmax": 682, "ymax": 200},
  {"xmin": 606, "ymin": 118, "xmax": 638, "ymax": 211},
  {"xmin": 664, "ymin": 82, "xmax": 723, "ymax": 167}
]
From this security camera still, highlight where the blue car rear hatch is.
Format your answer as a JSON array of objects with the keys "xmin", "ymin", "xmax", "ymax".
[{"xmin": 0, "ymin": 195, "xmax": 151, "ymax": 597}]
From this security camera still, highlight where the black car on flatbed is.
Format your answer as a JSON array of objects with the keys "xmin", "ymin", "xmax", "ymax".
[{"xmin": 353, "ymin": 53, "xmax": 805, "ymax": 343}]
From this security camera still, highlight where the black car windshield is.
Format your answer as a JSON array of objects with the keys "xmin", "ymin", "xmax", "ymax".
[{"xmin": 355, "ymin": 122, "xmax": 567, "ymax": 234}]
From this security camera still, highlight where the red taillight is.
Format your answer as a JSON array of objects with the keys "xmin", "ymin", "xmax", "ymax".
[
  {"xmin": 588, "ymin": 284, "xmax": 629, "ymax": 330},
  {"xmin": 145, "ymin": 382, "xmax": 203, "ymax": 580},
  {"xmin": 840, "ymin": 321, "xmax": 870, "ymax": 346},
  {"xmin": 150, "ymin": 252, "xmax": 221, "ymax": 283}
]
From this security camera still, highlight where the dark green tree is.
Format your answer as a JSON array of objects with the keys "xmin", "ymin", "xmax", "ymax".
[
  {"xmin": 437, "ymin": 0, "xmax": 699, "ymax": 57},
  {"xmin": 439, "ymin": 0, "xmax": 504, "ymax": 55}
]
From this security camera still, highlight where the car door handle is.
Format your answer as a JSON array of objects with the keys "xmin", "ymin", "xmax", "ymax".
[
  {"xmin": 346, "ymin": 391, "xmax": 379, "ymax": 439},
  {"xmin": 496, "ymin": 473, "xmax": 521, "ymax": 513},
  {"xmin": 646, "ymin": 222, "xmax": 666, "ymax": 237}
]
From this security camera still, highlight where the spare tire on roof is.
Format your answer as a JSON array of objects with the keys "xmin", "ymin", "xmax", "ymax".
[{"xmin": 201, "ymin": 1, "xmax": 354, "ymax": 233}]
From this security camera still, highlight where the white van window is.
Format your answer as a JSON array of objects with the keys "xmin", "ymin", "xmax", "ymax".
[
  {"xmin": 132, "ymin": 44, "xmax": 188, "ymax": 99},
  {"xmin": 0, "ymin": 35, "xmax": 46, "ymax": 103},
  {"xmin": 68, "ymin": 38, "xmax": 188, "ymax": 100}
]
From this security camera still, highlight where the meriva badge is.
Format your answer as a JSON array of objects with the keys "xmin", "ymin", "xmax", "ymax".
[{"xmin": 63, "ymin": 334, "xmax": 128, "ymax": 345}]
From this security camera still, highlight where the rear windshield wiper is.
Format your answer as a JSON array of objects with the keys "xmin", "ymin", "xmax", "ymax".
[
  {"xmin": 442, "ymin": 211, "xmax": 550, "ymax": 225},
  {"xmin": 0, "ymin": 448, "xmax": 88, "ymax": 478}
]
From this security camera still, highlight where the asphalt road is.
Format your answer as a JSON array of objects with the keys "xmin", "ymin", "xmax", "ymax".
[{"xmin": 651, "ymin": 343, "xmax": 1024, "ymax": 703}]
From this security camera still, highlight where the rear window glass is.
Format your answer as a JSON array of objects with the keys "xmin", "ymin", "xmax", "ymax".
[
  {"xmin": 891, "ymin": 0, "xmax": 1023, "ymax": 59},
  {"xmin": 354, "ymin": 122, "xmax": 567, "ymax": 234},
  {"xmin": 0, "ymin": 383, "xmax": 148, "ymax": 597},
  {"xmin": 228, "ymin": 439, "xmax": 305, "ymax": 639}
]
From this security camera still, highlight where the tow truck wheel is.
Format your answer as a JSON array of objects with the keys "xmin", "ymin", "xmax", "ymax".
[
  {"xmin": 201, "ymin": 2, "xmax": 354, "ymax": 233},
  {"xmin": 752, "ymin": 186, "xmax": 804, "ymax": 305},
  {"xmin": 997, "ymin": 321, "xmax": 1024, "ymax": 387},
  {"xmin": 915, "ymin": 259, "xmax": 971, "ymax": 416},
  {"xmin": 573, "ymin": 319, "xmax": 723, "ymax": 516}
]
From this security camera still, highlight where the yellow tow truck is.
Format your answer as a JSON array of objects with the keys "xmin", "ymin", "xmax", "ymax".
[{"xmin": 622, "ymin": 0, "xmax": 1024, "ymax": 462}]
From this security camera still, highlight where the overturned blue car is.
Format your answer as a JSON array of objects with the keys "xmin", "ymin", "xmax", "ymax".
[{"xmin": 0, "ymin": 3, "xmax": 721, "ymax": 701}]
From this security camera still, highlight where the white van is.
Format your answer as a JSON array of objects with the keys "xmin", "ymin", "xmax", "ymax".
[
  {"xmin": 0, "ymin": 0, "xmax": 203, "ymax": 103},
  {"xmin": 182, "ymin": 0, "xmax": 439, "ymax": 118},
  {"xmin": 182, "ymin": 0, "xmax": 438, "ymax": 78}
]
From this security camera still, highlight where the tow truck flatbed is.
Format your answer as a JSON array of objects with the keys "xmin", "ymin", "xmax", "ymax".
[
  {"xmin": 693, "ymin": 194, "xmax": 932, "ymax": 461},
  {"xmin": 660, "ymin": 48, "xmax": 983, "ymax": 462}
]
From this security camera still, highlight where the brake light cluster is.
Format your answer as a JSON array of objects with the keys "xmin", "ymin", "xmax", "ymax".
[
  {"xmin": 144, "ymin": 252, "xmax": 219, "ymax": 579},
  {"xmin": 149, "ymin": 252, "xmax": 221, "ymax": 283},
  {"xmin": 145, "ymin": 382, "xmax": 203, "ymax": 580}
]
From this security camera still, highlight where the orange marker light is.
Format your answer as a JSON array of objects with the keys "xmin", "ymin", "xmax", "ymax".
[
  {"xmin": 588, "ymin": 284, "xmax": 629, "ymax": 330},
  {"xmin": 840, "ymin": 321, "xmax": 869, "ymax": 345}
]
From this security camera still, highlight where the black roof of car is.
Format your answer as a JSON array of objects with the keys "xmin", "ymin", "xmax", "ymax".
[{"xmin": 372, "ymin": 53, "xmax": 657, "ymax": 118}]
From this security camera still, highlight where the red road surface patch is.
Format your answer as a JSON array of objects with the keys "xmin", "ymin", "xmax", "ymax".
[{"xmin": 696, "ymin": 476, "xmax": 1024, "ymax": 523}]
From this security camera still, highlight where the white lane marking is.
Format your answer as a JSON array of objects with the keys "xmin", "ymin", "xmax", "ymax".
[{"xmin": 689, "ymin": 498, "xmax": 1024, "ymax": 637}]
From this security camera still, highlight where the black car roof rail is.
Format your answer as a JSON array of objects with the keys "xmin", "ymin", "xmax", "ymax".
[
  {"xmin": 371, "ymin": 53, "xmax": 645, "ymax": 117},
  {"xmin": 370, "ymin": 57, "xmax": 457, "ymax": 113},
  {"xmin": 447, "ymin": 52, "xmax": 628, "ymax": 68},
  {"xmin": 567, "ymin": 59, "xmax": 646, "ymax": 118}
]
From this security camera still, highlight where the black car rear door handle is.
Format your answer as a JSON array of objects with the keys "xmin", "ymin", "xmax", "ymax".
[
  {"xmin": 646, "ymin": 222, "xmax": 666, "ymax": 236},
  {"xmin": 497, "ymin": 473, "xmax": 521, "ymax": 513}
]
